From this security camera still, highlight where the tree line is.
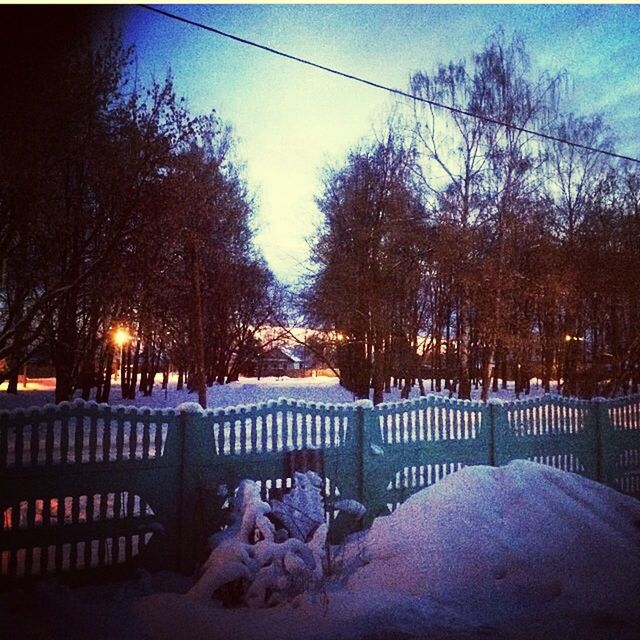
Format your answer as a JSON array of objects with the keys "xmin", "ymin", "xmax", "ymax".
[
  {"xmin": 0, "ymin": 11, "xmax": 278, "ymax": 404},
  {"xmin": 2, "ymin": 17, "xmax": 638, "ymax": 405},
  {"xmin": 304, "ymin": 31, "xmax": 640, "ymax": 401}
]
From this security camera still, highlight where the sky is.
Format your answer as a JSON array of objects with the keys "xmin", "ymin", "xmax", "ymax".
[{"xmin": 119, "ymin": 4, "xmax": 640, "ymax": 284}]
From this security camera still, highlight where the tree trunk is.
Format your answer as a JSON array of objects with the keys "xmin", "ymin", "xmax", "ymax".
[
  {"xmin": 444, "ymin": 318, "xmax": 451, "ymax": 392},
  {"xmin": 162, "ymin": 365, "xmax": 169, "ymax": 390},
  {"xmin": 458, "ymin": 298, "xmax": 472, "ymax": 400},
  {"xmin": 120, "ymin": 344, "xmax": 129, "ymax": 397},
  {"xmin": 480, "ymin": 347, "xmax": 492, "ymax": 402},
  {"xmin": 491, "ymin": 346, "xmax": 500, "ymax": 393},
  {"xmin": 128, "ymin": 340, "xmax": 141, "ymax": 400},
  {"xmin": 54, "ymin": 342, "xmax": 76, "ymax": 403},
  {"xmin": 139, "ymin": 340, "xmax": 150, "ymax": 396},
  {"xmin": 434, "ymin": 330, "xmax": 442, "ymax": 392},
  {"xmin": 99, "ymin": 348, "xmax": 113, "ymax": 403},
  {"xmin": 372, "ymin": 341, "xmax": 385, "ymax": 405},
  {"xmin": 190, "ymin": 239, "xmax": 207, "ymax": 409},
  {"xmin": 7, "ymin": 369, "xmax": 18, "ymax": 394}
]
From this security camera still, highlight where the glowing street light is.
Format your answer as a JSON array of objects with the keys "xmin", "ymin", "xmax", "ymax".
[
  {"xmin": 113, "ymin": 327, "xmax": 131, "ymax": 348},
  {"xmin": 112, "ymin": 327, "xmax": 132, "ymax": 381}
]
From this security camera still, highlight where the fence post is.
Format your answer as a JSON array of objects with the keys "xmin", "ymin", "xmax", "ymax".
[
  {"xmin": 338, "ymin": 403, "xmax": 364, "ymax": 505},
  {"xmin": 592, "ymin": 397, "xmax": 612, "ymax": 486},
  {"xmin": 357, "ymin": 401, "xmax": 389, "ymax": 527},
  {"xmin": 326, "ymin": 403, "xmax": 367, "ymax": 543},
  {"xmin": 488, "ymin": 399, "xmax": 508, "ymax": 467},
  {"xmin": 584, "ymin": 397, "xmax": 602, "ymax": 482},
  {"xmin": 175, "ymin": 402, "xmax": 211, "ymax": 574},
  {"xmin": 354, "ymin": 402, "xmax": 365, "ymax": 506}
]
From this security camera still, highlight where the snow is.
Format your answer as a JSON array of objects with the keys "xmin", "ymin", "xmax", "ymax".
[
  {"xmin": 347, "ymin": 461, "xmax": 640, "ymax": 633},
  {"xmin": 279, "ymin": 348, "xmax": 302, "ymax": 363},
  {"xmin": 0, "ymin": 374, "xmax": 556, "ymax": 412},
  {"xmin": 332, "ymin": 499, "xmax": 366, "ymax": 519},
  {"xmin": 5, "ymin": 461, "xmax": 637, "ymax": 639},
  {"xmin": 136, "ymin": 461, "xmax": 640, "ymax": 639},
  {"xmin": 3, "ymin": 371, "xmax": 636, "ymax": 639},
  {"xmin": 0, "ymin": 375, "xmax": 351, "ymax": 411},
  {"xmin": 269, "ymin": 471, "xmax": 326, "ymax": 542},
  {"xmin": 189, "ymin": 473, "xmax": 327, "ymax": 608}
]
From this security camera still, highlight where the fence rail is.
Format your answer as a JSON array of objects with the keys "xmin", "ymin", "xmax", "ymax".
[{"xmin": 2, "ymin": 393, "xmax": 640, "ymax": 587}]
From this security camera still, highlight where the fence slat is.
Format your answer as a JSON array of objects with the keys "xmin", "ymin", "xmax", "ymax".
[
  {"xmin": 74, "ymin": 414, "xmax": 84, "ymax": 464},
  {"xmin": 115, "ymin": 410, "xmax": 125, "ymax": 461},
  {"xmin": 30, "ymin": 421, "xmax": 39, "ymax": 466}
]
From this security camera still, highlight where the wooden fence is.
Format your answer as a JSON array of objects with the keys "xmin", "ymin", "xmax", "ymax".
[{"xmin": 2, "ymin": 393, "xmax": 640, "ymax": 587}]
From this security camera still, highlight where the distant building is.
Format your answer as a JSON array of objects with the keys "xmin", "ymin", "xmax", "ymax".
[
  {"xmin": 258, "ymin": 347, "xmax": 302, "ymax": 377},
  {"xmin": 0, "ymin": 345, "xmax": 55, "ymax": 379}
]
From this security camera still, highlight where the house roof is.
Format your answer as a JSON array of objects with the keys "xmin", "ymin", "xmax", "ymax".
[
  {"xmin": 262, "ymin": 346, "xmax": 301, "ymax": 363},
  {"xmin": 280, "ymin": 347, "xmax": 302, "ymax": 363}
]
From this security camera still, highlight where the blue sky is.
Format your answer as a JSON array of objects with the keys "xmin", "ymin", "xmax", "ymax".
[{"xmin": 120, "ymin": 4, "xmax": 640, "ymax": 283}]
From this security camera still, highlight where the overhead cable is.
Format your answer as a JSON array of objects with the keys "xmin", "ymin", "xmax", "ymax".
[{"xmin": 138, "ymin": 4, "xmax": 640, "ymax": 165}]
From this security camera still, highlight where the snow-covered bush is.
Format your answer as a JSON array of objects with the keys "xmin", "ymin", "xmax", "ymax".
[
  {"xmin": 269, "ymin": 471, "xmax": 326, "ymax": 542},
  {"xmin": 189, "ymin": 471, "xmax": 365, "ymax": 608}
]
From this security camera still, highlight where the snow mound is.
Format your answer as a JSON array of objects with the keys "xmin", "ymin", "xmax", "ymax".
[
  {"xmin": 136, "ymin": 461, "xmax": 640, "ymax": 639},
  {"xmin": 349, "ymin": 460, "xmax": 640, "ymax": 633}
]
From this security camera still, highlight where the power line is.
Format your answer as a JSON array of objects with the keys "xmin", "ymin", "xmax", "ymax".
[{"xmin": 138, "ymin": 4, "xmax": 640, "ymax": 166}]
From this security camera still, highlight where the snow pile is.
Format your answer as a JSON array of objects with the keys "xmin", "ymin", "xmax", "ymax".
[
  {"xmin": 348, "ymin": 460, "xmax": 640, "ymax": 633},
  {"xmin": 136, "ymin": 461, "xmax": 640, "ymax": 640}
]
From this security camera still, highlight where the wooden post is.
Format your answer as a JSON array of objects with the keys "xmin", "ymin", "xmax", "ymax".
[
  {"xmin": 485, "ymin": 400, "xmax": 496, "ymax": 466},
  {"xmin": 358, "ymin": 400, "xmax": 388, "ymax": 527},
  {"xmin": 175, "ymin": 402, "xmax": 220, "ymax": 573},
  {"xmin": 176, "ymin": 403, "xmax": 198, "ymax": 573},
  {"xmin": 584, "ymin": 397, "xmax": 604, "ymax": 482},
  {"xmin": 592, "ymin": 397, "xmax": 611, "ymax": 486},
  {"xmin": 337, "ymin": 404, "xmax": 363, "ymax": 505},
  {"xmin": 488, "ymin": 399, "xmax": 509, "ymax": 467}
]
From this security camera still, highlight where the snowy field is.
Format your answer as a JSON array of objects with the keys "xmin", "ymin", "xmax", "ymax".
[
  {"xmin": 0, "ymin": 375, "xmax": 553, "ymax": 412},
  {"xmin": 2, "ymin": 460, "xmax": 639, "ymax": 640}
]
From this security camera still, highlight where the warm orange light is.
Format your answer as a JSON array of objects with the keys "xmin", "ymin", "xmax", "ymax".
[{"xmin": 113, "ymin": 327, "xmax": 131, "ymax": 348}]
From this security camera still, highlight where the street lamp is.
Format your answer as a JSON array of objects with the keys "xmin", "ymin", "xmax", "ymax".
[
  {"xmin": 112, "ymin": 327, "xmax": 131, "ymax": 381},
  {"xmin": 113, "ymin": 327, "xmax": 131, "ymax": 349}
]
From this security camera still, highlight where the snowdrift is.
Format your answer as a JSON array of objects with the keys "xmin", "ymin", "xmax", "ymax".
[
  {"xmin": 136, "ymin": 460, "xmax": 640, "ymax": 640},
  {"xmin": 348, "ymin": 460, "xmax": 640, "ymax": 637}
]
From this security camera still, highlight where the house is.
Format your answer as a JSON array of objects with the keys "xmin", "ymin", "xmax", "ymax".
[{"xmin": 258, "ymin": 347, "xmax": 302, "ymax": 377}]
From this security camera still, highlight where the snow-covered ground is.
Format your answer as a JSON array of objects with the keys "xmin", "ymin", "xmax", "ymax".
[
  {"xmin": 0, "ymin": 375, "xmax": 554, "ymax": 412},
  {"xmin": 3, "ymin": 461, "xmax": 639, "ymax": 639}
]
